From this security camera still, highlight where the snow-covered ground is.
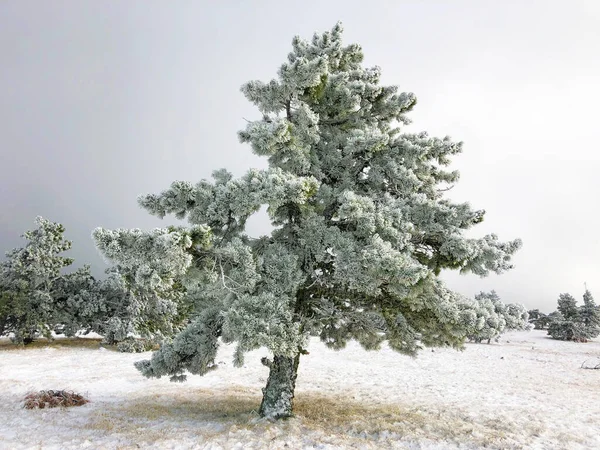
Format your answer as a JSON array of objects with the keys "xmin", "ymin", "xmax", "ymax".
[{"xmin": 1, "ymin": 330, "xmax": 599, "ymax": 449}]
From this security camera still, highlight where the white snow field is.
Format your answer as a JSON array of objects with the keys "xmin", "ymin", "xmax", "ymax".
[{"xmin": 1, "ymin": 329, "xmax": 599, "ymax": 449}]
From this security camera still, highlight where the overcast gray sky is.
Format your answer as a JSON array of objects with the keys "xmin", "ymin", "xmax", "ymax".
[{"xmin": 1, "ymin": 1, "xmax": 598, "ymax": 311}]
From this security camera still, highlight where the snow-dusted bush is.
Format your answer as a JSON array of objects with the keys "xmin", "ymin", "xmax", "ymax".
[{"xmin": 93, "ymin": 23, "xmax": 521, "ymax": 419}]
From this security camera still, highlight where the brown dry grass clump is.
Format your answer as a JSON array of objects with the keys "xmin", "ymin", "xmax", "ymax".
[
  {"xmin": 23, "ymin": 390, "xmax": 90, "ymax": 409},
  {"xmin": 0, "ymin": 337, "xmax": 106, "ymax": 351}
]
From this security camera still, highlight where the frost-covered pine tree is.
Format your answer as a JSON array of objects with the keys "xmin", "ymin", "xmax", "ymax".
[
  {"xmin": 90, "ymin": 270, "xmax": 135, "ymax": 345},
  {"xmin": 467, "ymin": 291, "xmax": 528, "ymax": 344},
  {"xmin": 547, "ymin": 291, "xmax": 597, "ymax": 342},
  {"xmin": 504, "ymin": 302, "xmax": 529, "ymax": 331},
  {"xmin": 0, "ymin": 217, "xmax": 74, "ymax": 343},
  {"xmin": 51, "ymin": 265, "xmax": 101, "ymax": 337},
  {"xmin": 468, "ymin": 291, "xmax": 507, "ymax": 343},
  {"xmin": 579, "ymin": 289, "xmax": 600, "ymax": 339},
  {"xmin": 93, "ymin": 23, "xmax": 521, "ymax": 419},
  {"xmin": 556, "ymin": 293, "xmax": 578, "ymax": 320},
  {"xmin": 547, "ymin": 311, "xmax": 587, "ymax": 342},
  {"xmin": 528, "ymin": 309, "xmax": 551, "ymax": 329},
  {"xmin": 93, "ymin": 228, "xmax": 201, "ymax": 346},
  {"xmin": 50, "ymin": 266, "xmax": 138, "ymax": 347}
]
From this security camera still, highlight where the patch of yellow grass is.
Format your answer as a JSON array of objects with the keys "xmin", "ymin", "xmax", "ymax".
[
  {"xmin": 83, "ymin": 387, "xmax": 537, "ymax": 449},
  {"xmin": 0, "ymin": 337, "xmax": 111, "ymax": 351},
  {"xmin": 85, "ymin": 388, "xmax": 259, "ymax": 445},
  {"xmin": 294, "ymin": 392, "xmax": 524, "ymax": 448},
  {"xmin": 119, "ymin": 387, "xmax": 260, "ymax": 423}
]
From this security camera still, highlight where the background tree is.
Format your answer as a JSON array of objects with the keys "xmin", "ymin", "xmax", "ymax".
[
  {"xmin": 90, "ymin": 270, "xmax": 134, "ymax": 345},
  {"xmin": 504, "ymin": 302, "xmax": 530, "ymax": 332},
  {"xmin": 93, "ymin": 23, "xmax": 521, "ymax": 419},
  {"xmin": 556, "ymin": 293, "xmax": 578, "ymax": 321},
  {"xmin": 467, "ymin": 291, "xmax": 528, "ymax": 343},
  {"xmin": 579, "ymin": 288, "xmax": 600, "ymax": 339},
  {"xmin": 527, "ymin": 309, "xmax": 540, "ymax": 321},
  {"xmin": 93, "ymin": 227, "xmax": 206, "ymax": 347},
  {"xmin": 547, "ymin": 289, "xmax": 600, "ymax": 342},
  {"xmin": 51, "ymin": 265, "xmax": 101, "ymax": 337},
  {"xmin": 50, "ymin": 266, "xmax": 147, "ymax": 350},
  {"xmin": 0, "ymin": 217, "xmax": 192, "ymax": 348},
  {"xmin": 468, "ymin": 291, "xmax": 506, "ymax": 344},
  {"xmin": 546, "ymin": 311, "xmax": 562, "ymax": 325},
  {"xmin": 527, "ymin": 309, "xmax": 552, "ymax": 329},
  {"xmin": 547, "ymin": 312, "xmax": 587, "ymax": 342},
  {"xmin": 0, "ymin": 217, "xmax": 74, "ymax": 343}
]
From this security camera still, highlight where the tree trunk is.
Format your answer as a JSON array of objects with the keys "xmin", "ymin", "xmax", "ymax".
[
  {"xmin": 0, "ymin": 315, "xmax": 6, "ymax": 337},
  {"xmin": 259, "ymin": 354, "xmax": 300, "ymax": 419}
]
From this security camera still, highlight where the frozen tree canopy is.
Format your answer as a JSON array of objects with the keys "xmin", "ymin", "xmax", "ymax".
[{"xmin": 93, "ymin": 23, "xmax": 521, "ymax": 418}]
